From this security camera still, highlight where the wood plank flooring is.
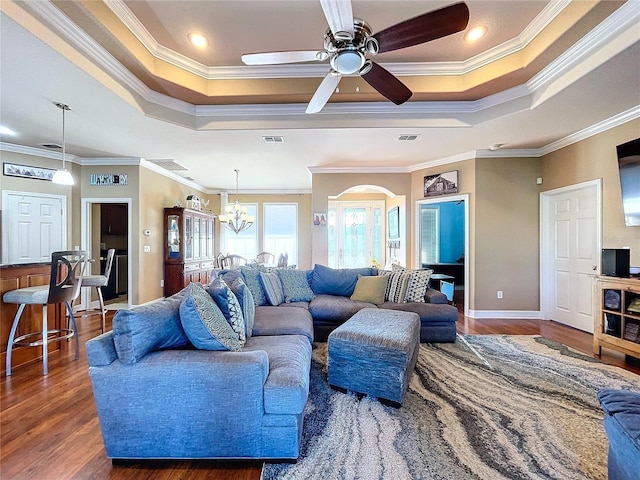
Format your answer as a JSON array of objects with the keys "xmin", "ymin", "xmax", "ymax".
[{"xmin": 2, "ymin": 307, "xmax": 638, "ymax": 479}]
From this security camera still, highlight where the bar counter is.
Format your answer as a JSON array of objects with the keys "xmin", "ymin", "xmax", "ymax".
[{"xmin": 1, "ymin": 262, "xmax": 65, "ymax": 375}]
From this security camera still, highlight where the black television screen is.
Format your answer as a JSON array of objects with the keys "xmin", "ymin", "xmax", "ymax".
[{"xmin": 617, "ymin": 138, "xmax": 640, "ymax": 227}]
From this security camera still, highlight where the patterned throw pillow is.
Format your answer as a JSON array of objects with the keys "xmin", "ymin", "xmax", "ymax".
[
  {"xmin": 207, "ymin": 278, "xmax": 246, "ymax": 342},
  {"xmin": 179, "ymin": 283, "xmax": 243, "ymax": 351},
  {"xmin": 276, "ymin": 268, "xmax": 315, "ymax": 303},
  {"xmin": 379, "ymin": 270, "xmax": 411, "ymax": 303},
  {"xmin": 350, "ymin": 274, "xmax": 388, "ymax": 305},
  {"xmin": 229, "ymin": 277, "xmax": 255, "ymax": 339},
  {"xmin": 390, "ymin": 265, "xmax": 433, "ymax": 303},
  {"xmin": 259, "ymin": 271, "xmax": 285, "ymax": 306},
  {"xmin": 240, "ymin": 266, "xmax": 267, "ymax": 306}
]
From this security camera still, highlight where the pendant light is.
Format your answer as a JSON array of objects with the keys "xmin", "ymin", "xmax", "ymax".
[
  {"xmin": 52, "ymin": 102, "xmax": 74, "ymax": 185},
  {"xmin": 218, "ymin": 169, "xmax": 254, "ymax": 234}
]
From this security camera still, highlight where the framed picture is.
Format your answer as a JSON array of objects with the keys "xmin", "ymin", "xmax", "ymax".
[
  {"xmin": 3, "ymin": 162, "xmax": 56, "ymax": 181},
  {"xmin": 313, "ymin": 212, "xmax": 326, "ymax": 226},
  {"xmin": 388, "ymin": 206, "xmax": 399, "ymax": 239},
  {"xmin": 424, "ymin": 170, "xmax": 458, "ymax": 197}
]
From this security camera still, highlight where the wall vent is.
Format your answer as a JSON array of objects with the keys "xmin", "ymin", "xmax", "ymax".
[
  {"xmin": 148, "ymin": 159, "xmax": 189, "ymax": 171},
  {"xmin": 398, "ymin": 134, "xmax": 419, "ymax": 141},
  {"xmin": 39, "ymin": 143, "xmax": 62, "ymax": 149},
  {"xmin": 262, "ymin": 136, "xmax": 284, "ymax": 144}
]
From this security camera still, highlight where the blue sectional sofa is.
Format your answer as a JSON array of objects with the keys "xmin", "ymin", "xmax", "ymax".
[
  {"xmin": 597, "ymin": 389, "xmax": 640, "ymax": 480},
  {"xmin": 87, "ymin": 264, "xmax": 457, "ymax": 461}
]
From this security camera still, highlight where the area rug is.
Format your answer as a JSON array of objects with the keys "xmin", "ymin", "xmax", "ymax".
[{"xmin": 261, "ymin": 335, "xmax": 640, "ymax": 480}]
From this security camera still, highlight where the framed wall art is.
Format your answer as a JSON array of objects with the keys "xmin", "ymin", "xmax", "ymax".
[
  {"xmin": 424, "ymin": 170, "xmax": 458, "ymax": 197},
  {"xmin": 388, "ymin": 206, "xmax": 399, "ymax": 239},
  {"xmin": 3, "ymin": 162, "xmax": 55, "ymax": 181}
]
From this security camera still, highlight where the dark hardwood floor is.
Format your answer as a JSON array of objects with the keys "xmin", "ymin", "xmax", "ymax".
[{"xmin": 2, "ymin": 304, "xmax": 639, "ymax": 479}]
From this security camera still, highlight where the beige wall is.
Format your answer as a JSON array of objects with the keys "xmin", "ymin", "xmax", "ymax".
[{"xmin": 541, "ymin": 118, "xmax": 640, "ymax": 266}]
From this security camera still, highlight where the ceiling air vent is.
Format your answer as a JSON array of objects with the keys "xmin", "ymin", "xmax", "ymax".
[
  {"xmin": 398, "ymin": 134, "xmax": 419, "ymax": 141},
  {"xmin": 262, "ymin": 136, "xmax": 284, "ymax": 144},
  {"xmin": 39, "ymin": 143, "xmax": 62, "ymax": 149},
  {"xmin": 148, "ymin": 159, "xmax": 189, "ymax": 171}
]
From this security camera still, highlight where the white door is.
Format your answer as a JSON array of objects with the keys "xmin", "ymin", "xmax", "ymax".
[
  {"xmin": 328, "ymin": 201, "xmax": 385, "ymax": 268},
  {"xmin": 541, "ymin": 181, "xmax": 601, "ymax": 332},
  {"xmin": 2, "ymin": 191, "xmax": 66, "ymax": 264}
]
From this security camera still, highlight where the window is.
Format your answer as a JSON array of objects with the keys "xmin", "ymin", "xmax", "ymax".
[
  {"xmin": 224, "ymin": 203, "xmax": 257, "ymax": 260},
  {"xmin": 420, "ymin": 206, "xmax": 439, "ymax": 265},
  {"xmin": 263, "ymin": 203, "xmax": 297, "ymax": 266}
]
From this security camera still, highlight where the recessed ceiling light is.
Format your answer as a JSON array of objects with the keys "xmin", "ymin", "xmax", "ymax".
[
  {"xmin": 465, "ymin": 26, "xmax": 487, "ymax": 43},
  {"xmin": 188, "ymin": 32, "xmax": 208, "ymax": 48},
  {"xmin": 0, "ymin": 125, "xmax": 16, "ymax": 136}
]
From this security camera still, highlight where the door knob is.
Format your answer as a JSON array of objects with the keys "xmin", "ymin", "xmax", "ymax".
[{"xmin": 592, "ymin": 265, "xmax": 597, "ymax": 271}]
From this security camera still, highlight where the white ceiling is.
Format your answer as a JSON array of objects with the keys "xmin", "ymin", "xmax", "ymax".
[{"xmin": 0, "ymin": 1, "xmax": 639, "ymax": 193}]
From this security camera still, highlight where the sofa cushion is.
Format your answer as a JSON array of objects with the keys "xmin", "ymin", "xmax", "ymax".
[
  {"xmin": 379, "ymin": 270, "xmax": 411, "ymax": 303},
  {"xmin": 180, "ymin": 283, "xmax": 244, "ymax": 351},
  {"xmin": 253, "ymin": 306, "xmax": 314, "ymax": 341},
  {"xmin": 379, "ymin": 301, "xmax": 458, "ymax": 323},
  {"xmin": 243, "ymin": 334, "xmax": 312, "ymax": 415},
  {"xmin": 309, "ymin": 294, "xmax": 377, "ymax": 323},
  {"xmin": 350, "ymin": 274, "xmax": 388, "ymax": 305},
  {"xmin": 260, "ymin": 271, "xmax": 285, "ymax": 306},
  {"xmin": 311, "ymin": 264, "xmax": 375, "ymax": 296},
  {"xmin": 277, "ymin": 268, "xmax": 315, "ymax": 303},
  {"xmin": 229, "ymin": 277, "xmax": 255, "ymax": 339},
  {"xmin": 207, "ymin": 278, "xmax": 246, "ymax": 342},
  {"xmin": 112, "ymin": 288, "xmax": 190, "ymax": 365},
  {"xmin": 240, "ymin": 266, "xmax": 268, "ymax": 306},
  {"xmin": 598, "ymin": 389, "xmax": 640, "ymax": 448}
]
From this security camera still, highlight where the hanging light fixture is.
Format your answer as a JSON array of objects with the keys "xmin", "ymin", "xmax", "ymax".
[
  {"xmin": 52, "ymin": 102, "xmax": 74, "ymax": 185},
  {"xmin": 218, "ymin": 169, "xmax": 254, "ymax": 234}
]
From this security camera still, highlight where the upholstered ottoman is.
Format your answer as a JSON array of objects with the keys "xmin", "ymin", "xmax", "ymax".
[{"xmin": 327, "ymin": 308, "xmax": 420, "ymax": 406}]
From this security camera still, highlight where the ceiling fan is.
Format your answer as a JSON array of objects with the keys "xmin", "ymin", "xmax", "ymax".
[{"xmin": 241, "ymin": 0, "xmax": 469, "ymax": 113}]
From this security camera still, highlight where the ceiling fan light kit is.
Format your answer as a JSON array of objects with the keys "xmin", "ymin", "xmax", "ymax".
[{"xmin": 241, "ymin": 0, "xmax": 469, "ymax": 113}]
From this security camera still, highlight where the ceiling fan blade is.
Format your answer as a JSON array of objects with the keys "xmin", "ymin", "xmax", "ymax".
[
  {"xmin": 306, "ymin": 72, "xmax": 342, "ymax": 114},
  {"xmin": 374, "ymin": 2, "xmax": 470, "ymax": 54},
  {"xmin": 319, "ymin": 0, "xmax": 354, "ymax": 38},
  {"xmin": 361, "ymin": 61, "xmax": 412, "ymax": 105},
  {"xmin": 241, "ymin": 51, "xmax": 325, "ymax": 65}
]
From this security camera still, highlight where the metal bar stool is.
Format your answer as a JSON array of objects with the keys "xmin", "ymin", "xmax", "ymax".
[
  {"xmin": 79, "ymin": 248, "xmax": 115, "ymax": 333},
  {"xmin": 4, "ymin": 250, "xmax": 88, "ymax": 376}
]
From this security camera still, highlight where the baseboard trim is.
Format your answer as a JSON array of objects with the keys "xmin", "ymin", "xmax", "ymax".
[{"xmin": 468, "ymin": 310, "xmax": 542, "ymax": 319}]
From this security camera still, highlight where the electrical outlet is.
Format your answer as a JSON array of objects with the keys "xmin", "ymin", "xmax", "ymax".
[
  {"xmin": 497, "ymin": 290, "xmax": 503, "ymax": 299},
  {"xmin": 143, "ymin": 245, "xmax": 151, "ymax": 253},
  {"xmin": 160, "ymin": 279, "xmax": 164, "ymax": 288}
]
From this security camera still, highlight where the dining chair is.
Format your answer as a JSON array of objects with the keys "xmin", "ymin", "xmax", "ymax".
[
  {"xmin": 3, "ymin": 250, "xmax": 88, "ymax": 376},
  {"xmin": 255, "ymin": 251, "xmax": 275, "ymax": 265},
  {"xmin": 276, "ymin": 252, "xmax": 288, "ymax": 268},
  {"xmin": 224, "ymin": 254, "xmax": 248, "ymax": 269},
  {"xmin": 78, "ymin": 248, "xmax": 115, "ymax": 334},
  {"xmin": 216, "ymin": 252, "xmax": 226, "ymax": 269}
]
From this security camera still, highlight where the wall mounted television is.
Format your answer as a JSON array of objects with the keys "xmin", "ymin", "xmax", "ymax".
[{"xmin": 616, "ymin": 137, "xmax": 640, "ymax": 227}]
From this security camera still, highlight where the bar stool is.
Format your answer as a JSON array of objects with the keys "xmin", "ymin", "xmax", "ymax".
[
  {"xmin": 79, "ymin": 248, "xmax": 115, "ymax": 333},
  {"xmin": 4, "ymin": 250, "xmax": 88, "ymax": 376}
]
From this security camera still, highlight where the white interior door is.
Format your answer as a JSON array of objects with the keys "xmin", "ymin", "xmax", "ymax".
[
  {"xmin": 2, "ymin": 191, "xmax": 66, "ymax": 264},
  {"xmin": 541, "ymin": 180, "xmax": 601, "ymax": 332}
]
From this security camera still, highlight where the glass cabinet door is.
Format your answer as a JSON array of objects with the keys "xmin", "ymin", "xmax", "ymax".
[
  {"xmin": 207, "ymin": 220, "xmax": 214, "ymax": 257},
  {"xmin": 185, "ymin": 215, "xmax": 193, "ymax": 260},
  {"xmin": 167, "ymin": 215, "xmax": 180, "ymax": 259},
  {"xmin": 193, "ymin": 218, "xmax": 200, "ymax": 258}
]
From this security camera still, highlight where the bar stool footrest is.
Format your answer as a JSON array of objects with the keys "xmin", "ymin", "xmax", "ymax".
[{"xmin": 13, "ymin": 329, "xmax": 75, "ymax": 347}]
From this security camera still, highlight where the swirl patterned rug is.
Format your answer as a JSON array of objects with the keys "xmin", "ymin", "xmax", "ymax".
[{"xmin": 261, "ymin": 335, "xmax": 640, "ymax": 480}]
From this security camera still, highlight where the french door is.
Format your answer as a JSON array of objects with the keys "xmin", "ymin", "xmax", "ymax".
[{"xmin": 328, "ymin": 201, "xmax": 385, "ymax": 268}]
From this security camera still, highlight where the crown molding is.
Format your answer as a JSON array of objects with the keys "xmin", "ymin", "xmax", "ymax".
[
  {"xmin": 0, "ymin": 142, "xmax": 78, "ymax": 163},
  {"xmin": 307, "ymin": 166, "xmax": 410, "ymax": 174}
]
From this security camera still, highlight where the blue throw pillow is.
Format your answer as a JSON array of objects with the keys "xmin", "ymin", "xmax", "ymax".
[
  {"xmin": 311, "ymin": 264, "xmax": 376, "ymax": 296},
  {"xmin": 179, "ymin": 283, "xmax": 243, "ymax": 351},
  {"xmin": 229, "ymin": 277, "xmax": 255, "ymax": 339},
  {"xmin": 240, "ymin": 266, "xmax": 267, "ymax": 306},
  {"xmin": 259, "ymin": 271, "xmax": 285, "ymax": 305},
  {"xmin": 277, "ymin": 268, "xmax": 315, "ymax": 303},
  {"xmin": 112, "ymin": 288, "xmax": 191, "ymax": 364},
  {"xmin": 206, "ymin": 277, "xmax": 245, "ymax": 342}
]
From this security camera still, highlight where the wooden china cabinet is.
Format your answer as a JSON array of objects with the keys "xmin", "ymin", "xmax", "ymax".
[{"xmin": 163, "ymin": 207, "xmax": 216, "ymax": 297}]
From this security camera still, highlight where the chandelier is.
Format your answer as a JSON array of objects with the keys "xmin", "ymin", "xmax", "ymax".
[
  {"xmin": 218, "ymin": 169, "xmax": 254, "ymax": 234},
  {"xmin": 52, "ymin": 102, "xmax": 74, "ymax": 185}
]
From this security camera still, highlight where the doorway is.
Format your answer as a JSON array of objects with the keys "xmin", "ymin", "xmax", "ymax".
[
  {"xmin": 416, "ymin": 194, "xmax": 469, "ymax": 316},
  {"xmin": 540, "ymin": 180, "xmax": 601, "ymax": 332},
  {"xmin": 80, "ymin": 198, "xmax": 132, "ymax": 310}
]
